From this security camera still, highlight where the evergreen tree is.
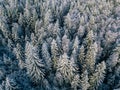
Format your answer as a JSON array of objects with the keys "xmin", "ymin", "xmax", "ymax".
[
  {"xmin": 25, "ymin": 41, "xmax": 45, "ymax": 84},
  {"xmin": 15, "ymin": 43, "xmax": 25, "ymax": 69},
  {"xmin": 79, "ymin": 45, "xmax": 86, "ymax": 72},
  {"xmin": 89, "ymin": 61, "xmax": 106, "ymax": 90},
  {"xmin": 51, "ymin": 39, "xmax": 59, "ymax": 71},
  {"xmin": 80, "ymin": 70, "xmax": 90, "ymax": 90},
  {"xmin": 85, "ymin": 30, "xmax": 96, "ymax": 74},
  {"xmin": 42, "ymin": 41, "xmax": 52, "ymax": 71},
  {"xmin": 56, "ymin": 53, "xmax": 75, "ymax": 86}
]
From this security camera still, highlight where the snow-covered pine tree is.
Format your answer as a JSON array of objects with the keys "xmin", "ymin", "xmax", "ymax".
[
  {"xmin": 89, "ymin": 61, "xmax": 106, "ymax": 90},
  {"xmin": 79, "ymin": 45, "xmax": 86, "ymax": 72},
  {"xmin": 25, "ymin": 41, "xmax": 45, "ymax": 84},
  {"xmin": 80, "ymin": 70, "xmax": 90, "ymax": 90},
  {"xmin": 85, "ymin": 30, "xmax": 96, "ymax": 74},
  {"xmin": 42, "ymin": 41, "xmax": 52, "ymax": 71},
  {"xmin": 51, "ymin": 39, "xmax": 59, "ymax": 71},
  {"xmin": 15, "ymin": 43, "xmax": 25, "ymax": 69},
  {"xmin": 56, "ymin": 53, "xmax": 75, "ymax": 86}
]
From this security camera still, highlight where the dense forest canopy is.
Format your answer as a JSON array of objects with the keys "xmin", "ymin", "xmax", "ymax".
[{"xmin": 0, "ymin": 0, "xmax": 120, "ymax": 90}]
